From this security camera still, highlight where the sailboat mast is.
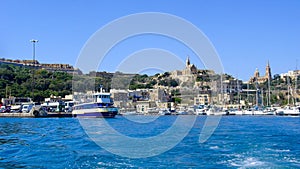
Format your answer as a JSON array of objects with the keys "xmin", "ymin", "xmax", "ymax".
[
  {"xmin": 295, "ymin": 74, "xmax": 297, "ymax": 106},
  {"xmin": 287, "ymin": 76, "xmax": 290, "ymax": 105},
  {"xmin": 255, "ymin": 81, "xmax": 259, "ymax": 107},
  {"xmin": 219, "ymin": 74, "xmax": 223, "ymax": 105},
  {"xmin": 268, "ymin": 74, "xmax": 271, "ymax": 106},
  {"xmin": 247, "ymin": 83, "xmax": 249, "ymax": 106},
  {"xmin": 295, "ymin": 60, "xmax": 298, "ymax": 106},
  {"xmin": 262, "ymin": 88, "xmax": 264, "ymax": 107},
  {"xmin": 237, "ymin": 78, "xmax": 240, "ymax": 105}
]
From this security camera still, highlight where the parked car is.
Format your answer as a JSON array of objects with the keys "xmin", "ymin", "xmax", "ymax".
[
  {"xmin": 0, "ymin": 107, "xmax": 10, "ymax": 113},
  {"xmin": 22, "ymin": 104, "xmax": 33, "ymax": 113}
]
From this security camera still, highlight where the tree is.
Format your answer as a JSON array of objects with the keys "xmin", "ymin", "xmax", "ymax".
[
  {"xmin": 169, "ymin": 79, "xmax": 179, "ymax": 87},
  {"xmin": 174, "ymin": 97, "xmax": 182, "ymax": 104}
]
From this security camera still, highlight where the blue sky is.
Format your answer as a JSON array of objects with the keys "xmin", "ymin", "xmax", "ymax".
[{"xmin": 1, "ymin": 0, "xmax": 299, "ymax": 81}]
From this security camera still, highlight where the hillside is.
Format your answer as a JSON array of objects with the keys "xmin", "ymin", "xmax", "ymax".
[{"xmin": 0, "ymin": 64, "xmax": 179, "ymax": 102}]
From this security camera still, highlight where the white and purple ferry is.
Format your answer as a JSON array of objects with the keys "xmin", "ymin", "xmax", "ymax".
[{"xmin": 72, "ymin": 89, "xmax": 118, "ymax": 118}]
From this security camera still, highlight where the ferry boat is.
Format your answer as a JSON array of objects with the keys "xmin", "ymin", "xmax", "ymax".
[{"xmin": 72, "ymin": 88, "xmax": 118, "ymax": 118}]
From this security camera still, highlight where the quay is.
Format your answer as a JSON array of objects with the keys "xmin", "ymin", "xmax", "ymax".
[
  {"xmin": 0, "ymin": 112, "xmax": 34, "ymax": 118},
  {"xmin": 0, "ymin": 112, "xmax": 74, "ymax": 118},
  {"xmin": 46, "ymin": 112, "xmax": 74, "ymax": 118}
]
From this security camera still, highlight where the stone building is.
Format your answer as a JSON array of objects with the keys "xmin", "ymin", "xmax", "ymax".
[
  {"xmin": 110, "ymin": 89, "xmax": 128, "ymax": 108},
  {"xmin": 135, "ymin": 101, "xmax": 156, "ymax": 114},
  {"xmin": 249, "ymin": 61, "xmax": 272, "ymax": 84},
  {"xmin": 149, "ymin": 88, "xmax": 169, "ymax": 102},
  {"xmin": 183, "ymin": 56, "xmax": 197, "ymax": 75}
]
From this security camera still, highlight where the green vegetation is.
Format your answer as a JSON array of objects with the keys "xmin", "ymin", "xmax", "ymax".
[
  {"xmin": 174, "ymin": 97, "xmax": 182, "ymax": 104},
  {"xmin": 0, "ymin": 64, "xmax": 72, "ymax": 102},
  {"xmin": 129, "ymin": 74, "xmax": 153, "ymax": 90},
  {"xmin": 128, "ymin": 73, "xmax": 178, "ymax": 90}
]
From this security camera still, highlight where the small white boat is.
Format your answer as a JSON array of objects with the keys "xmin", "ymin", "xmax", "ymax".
[
  {"xmin": 206, "ymin": 106, "xmax": 226, "ymax": 116},
  {"xmin": 244, "ymin": 107, "xmax": 264, "ymax": 115},
  {"xmin": 263, "ymin": 108, "xmax": 276, "ymax": 115},
  {"xmin": 232, "ymin": 109, "xmax": 244, "ymax": 115},
  {"xmin": 147, "ymin": 108, "xmax": 160, "ymax": 114},
  {"xmin": 195, "ymin": 108, "xmax": 207, "ymax": 115},
  {"xmin": 158, "ymin": 109, "xmax": 171, "ymax": 115},
  {"xmin": 253, "ymin": 110, "xmax": 265, "ymax": 115},
  {"xmin": 175, "ymin": 107, "xmax": 189, "ymax": 115},
  {"xmin": 283, "ymin": 106, "xmax": 300, "ymax": 116}
]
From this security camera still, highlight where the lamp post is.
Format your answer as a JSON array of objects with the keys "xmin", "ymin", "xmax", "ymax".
[{"xmin": 30, "ymin": 39, "xmax": 38, "ymax": 101}]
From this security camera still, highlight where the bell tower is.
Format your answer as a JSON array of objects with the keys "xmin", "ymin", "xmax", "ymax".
[
  {"xmin": 254, "ymin": 68, "xmax": 259, "ymax": 78},
  {"xmin": 186, "ymin": 56, "xmax": 190, "ymax": 67},
  {"xmin": 265, "ymin": 61, "xmax": 272, "ymax": 80}
]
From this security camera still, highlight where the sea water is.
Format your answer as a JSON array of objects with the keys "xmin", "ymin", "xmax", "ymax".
[{"xmin": 0, "ymin": 116, "xmax": 299, "ymax": 168}]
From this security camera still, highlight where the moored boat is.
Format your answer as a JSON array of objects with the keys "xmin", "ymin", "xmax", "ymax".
[
  {"xmin": 158, "ymin": 109, "xmax": 171, "ymax": 115},
  {"xmin": 72, "ymin": 89, "xmax": 118, "ymax": 118},
  {"xmin": 276, "ymin": 106, "xmax": 300, "ymax": 116}
]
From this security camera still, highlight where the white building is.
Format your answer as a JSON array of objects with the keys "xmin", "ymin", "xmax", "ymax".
[{"xmin": 280, "ymin": 70, "xmax": 300, "ymax": 80}]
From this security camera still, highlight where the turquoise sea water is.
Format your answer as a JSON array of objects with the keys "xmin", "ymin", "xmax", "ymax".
[{"xmin": 0, "ymin": 116, "xmax": 299, "ymax": 168}]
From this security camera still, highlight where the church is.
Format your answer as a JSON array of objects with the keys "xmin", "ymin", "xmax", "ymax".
[
  {"xmin": 249, "ymin": 61, "xmax": 272, "ymax": 84},
  {"xmin": 171, "ymin": 56, "xmax": 197, "ymax": 77}
]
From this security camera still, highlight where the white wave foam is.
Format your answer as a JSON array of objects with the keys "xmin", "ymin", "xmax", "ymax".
[
  {"xmin": 265, "ymin": 148, "xmax": 290, "ymax": 152},
  {"xmin": 209, "ymin": 146, "xmax": 219, "ymax": 150},
  {"xmin": 229, "ymin": 157, "xmax": 266, "ymax": 168}
]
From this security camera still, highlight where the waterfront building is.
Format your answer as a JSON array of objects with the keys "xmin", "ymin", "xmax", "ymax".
[
  {"xmin": 1, "ymin": 97, "xmax": 32, "ymax": 106},
  {"xmin": 135, "ymin": 101, "xmax": 156, "ymax": 114},
  {"xmin": 194, "ymin": 91, "xmax": 211, "ymax": 105},
  {"xmin": 222, "ymin": 79, "xmax": 243, "ymax": 93},
  {"xmin": 110, "ymin": 89, "xmax": 129, "ymax": 108},
  {"xmin": 148, "ymin": 88, "xmax": 169, "ymax": 102},
  {"xmin": 156, "ymin": 102, "xmax": 174, "ymax": 109},
  {"xmin": 128, "ymin": 89, "xmax": 150, "ymax": 101}
]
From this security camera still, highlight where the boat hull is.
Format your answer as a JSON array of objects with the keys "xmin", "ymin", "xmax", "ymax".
[
  {"xmin": 72, "ymin": 107, "xmax": 118, "ymax": 118},
  {"xmin": 74, "ymin": 112, "xmax": 117, "ymax": 118}
]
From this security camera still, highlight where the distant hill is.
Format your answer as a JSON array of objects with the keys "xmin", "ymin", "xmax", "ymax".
[{"xmin": 0, "ymin": 58, "xmax": 82, "ymax": 75}]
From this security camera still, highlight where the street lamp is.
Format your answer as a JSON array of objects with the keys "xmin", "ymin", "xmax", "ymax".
[{"xmin": 30, "ymin": 39, "xmax": 38, "ymax": 101}]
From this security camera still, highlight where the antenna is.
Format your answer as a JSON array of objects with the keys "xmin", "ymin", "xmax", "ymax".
[
  {"xmin": 99, "ymin": 84, "xmax": 103, "ymax": 93},
  {"xmin": 255, "ymin": 80, "xmax": 259, "ymax": 107}
]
